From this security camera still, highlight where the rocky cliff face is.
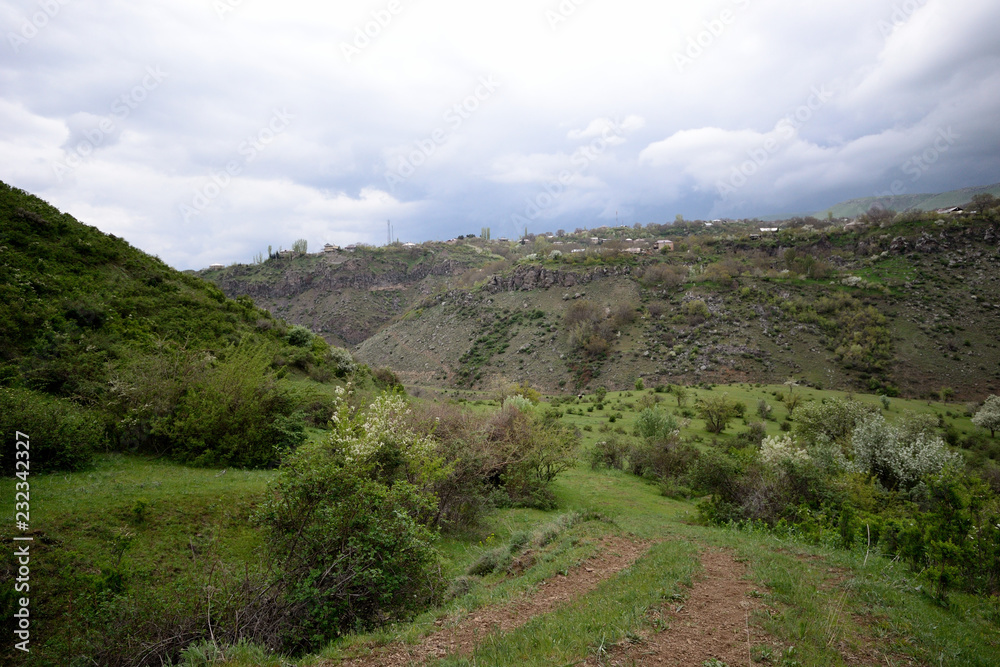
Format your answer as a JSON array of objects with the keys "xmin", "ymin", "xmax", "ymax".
[
  {"xmin": 483, "ymin": 264, "xmax": 635, "ymax": 293},
  {"xmin": 215, "ymin": 256, "xmax": 465, "ymax": 301}
]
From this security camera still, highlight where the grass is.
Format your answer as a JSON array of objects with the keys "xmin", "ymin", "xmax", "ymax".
[
  {"xmin": 0, "ymin": 455, "xmax": 276, "ymax": 661},
  {"xmin": 4, "ymin": 384, "xmax": 998, "ymax": 665}
]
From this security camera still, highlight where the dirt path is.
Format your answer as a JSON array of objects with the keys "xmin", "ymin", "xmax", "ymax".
[
  {"xmin": 330, "ymin": 535, "xmax": 651, "ymax": 666},
  {"xmin": 587, "ymin": 546, "xmax": 777, "ymax": 666}
]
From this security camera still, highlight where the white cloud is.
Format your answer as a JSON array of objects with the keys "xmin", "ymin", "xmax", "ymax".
[{"xmin": 1, "ymin": 0, "xmax": 998, "ymax": 267}]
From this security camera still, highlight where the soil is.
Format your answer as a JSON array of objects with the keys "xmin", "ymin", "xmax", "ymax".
[
  {"xmin": 585, "ymin": 547, "xmax": 779, "ymax": 667},
  {"xmin": 329, "ymin": 535, "xmax": 651, "ymax": 666}
]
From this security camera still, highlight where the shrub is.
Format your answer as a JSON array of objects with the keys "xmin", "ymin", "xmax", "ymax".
[
  {"xmin": 372, "ymin": 366, "xmax": 403, "ymax": 390},
  {"xmin": 590, "ymin": 437, "xmax": 629, "ymax": 470},
  {"xmin": 850, "ymin": 413, "xmax": 961, "ymax": 489},
  {"xmin": 634, "ymin": 408, "xmax": 679, "ymax": 441},
  {"xmin": 253, "ymin": 390, "xmax": 445, "ymax": 652},
  {"xmin": 795, "ymin": 397, "xmax": 878, "ymax": 448},
  {"xmin": 737, "ymin": 421, "xmax": 767, "ymax": 448},
  {"xmin": 286, "ymin": 325, "xmax": 313, "ymax": 347},
  {"xmin": 0, "ymin": 387, "xmax": 104, "ymax": 474},
  {"xmin": 760, "ymin": 434, "xmax": 809, "ymax": 466},
  {"xmin": 628, "ymin": 438, "xmax": 699, "ymax": 480},
  {"xmin": 327, "ymin": 346, "xmax": 357, "ymax": 376},
  {"xmin": 154, "ymin": 342, "xmax": 304, "ymax": 468},
  {"xmin": 682, "ymin": 299, "xmax": 711, "ymax": 325},
  {"xmin": 502, "ymin": 394, "xmax": 535, "ymax": 413}
]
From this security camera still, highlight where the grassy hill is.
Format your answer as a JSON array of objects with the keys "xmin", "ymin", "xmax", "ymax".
[
  {"xmin": 0, "ymin": 180, "xmax": 366, "ymax": 473},
  {"xmin": 816, "ymin": 182, "xmax": 1000, "ymax": 219}
]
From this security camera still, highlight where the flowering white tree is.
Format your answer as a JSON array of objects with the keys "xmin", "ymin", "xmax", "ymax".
[
  {"xmin": 972, "ymin": 395, "xmax": 1000, "ymax": 438},
  {"xmin": 760, "ymin": 434, "xmax": 810, "ymax": 466},
  {"xmin": 850, "ymin": 413, "xmax": 959, "ymax": 489}
]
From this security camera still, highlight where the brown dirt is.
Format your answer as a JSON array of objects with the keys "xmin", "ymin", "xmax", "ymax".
[
  {"xmin": 585, "ymin": 547, "xmax": 779, "ymax": 667},
  {"xmin": 329, "ymin": 535, "xmax": 651, "ymax": 666}
]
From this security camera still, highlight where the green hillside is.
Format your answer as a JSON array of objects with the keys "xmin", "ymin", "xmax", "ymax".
[
  {"xmin": 816, "ymin": 182, "xmax": 1000, "ymax": 219},
  {"xmin": 0, "ymin": 181, "xmax": 363, "ymax": 473}
]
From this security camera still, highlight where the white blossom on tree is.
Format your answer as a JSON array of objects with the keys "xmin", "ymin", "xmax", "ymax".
[
  {"xmin": 850, "ymin": 413, "xmax": 959, "ymax": 489},
  {"xmin": 972, "ymin": 395, "xmax": 1000, "ymax": 438},
  {"xmin": 760, "ymin": 434, "xmax": 810, "ymax": 466}
]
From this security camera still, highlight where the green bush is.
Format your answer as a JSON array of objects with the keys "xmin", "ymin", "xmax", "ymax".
[
  {"xmin": 286, "ymin": 325, "xmax": 313, "ymax": 347},
  {"xmin": 254, "ymin": 391, "xmax": 445, "ymax": 653},
  {"xmin": 633, "ymin": 408, "xmax": 679, "ymax": 441},
  {"xmin": 0, "ymin": 387, "xmax": 104, "ymax": 474},
  {"xmin": 155, "ymin": 342, "xmax": 305, "ymax": 468},
  {"xmin": 590, "ymin": 436, "xmax": 629, "ymax": 470}
]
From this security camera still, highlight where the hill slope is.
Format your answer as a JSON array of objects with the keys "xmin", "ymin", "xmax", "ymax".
[
  {"xmin": 354, "ymin": 216, "xmax": 1000, "ymax": 400},
  {"xmin": 201, "ymin": 243, "xmax": 508, "ymax": 347},
  {"xmin": 0, "ymin": 181, "xmax": 352, "ymax": 471},
  {"xmin": 817, "ymin": 182, "xmax": 1000, "ymax": 219}
]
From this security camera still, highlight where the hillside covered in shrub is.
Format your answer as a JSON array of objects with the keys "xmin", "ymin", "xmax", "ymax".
[{"xmin": 0, "ymin": 181, "xmax": 363, "ymax": 473}]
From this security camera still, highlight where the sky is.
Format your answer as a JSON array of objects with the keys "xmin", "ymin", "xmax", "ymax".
[{"xmin": 2, "ymin": 0, "xmax": 999, "ymax": 270}]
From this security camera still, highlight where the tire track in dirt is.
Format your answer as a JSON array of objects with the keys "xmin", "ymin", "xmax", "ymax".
[
  {"xmin": 586, "ymin": 547, "xmax": 777, "ymax": 667},
  {"xmin": 330, "ymin": 535, "xmax": 651, "ymax": 666}
]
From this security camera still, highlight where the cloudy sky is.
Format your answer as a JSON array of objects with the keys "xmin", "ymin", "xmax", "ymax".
[{"xmin": 2, "ymin": 0, "xmax": 999, "ymax": 269}]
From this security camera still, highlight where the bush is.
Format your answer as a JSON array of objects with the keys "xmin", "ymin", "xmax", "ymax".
[
  {"xmin": 760, "ymin": 434, "xmax": 809, "ymax": 466},
  {"xmin": 850, "ymin": 413, "xmax": 960, "ymax": 490},
  {"xmin": 286, "ymin": 325, "xmax": 313, "ymax": 347},
  {"xmin": 154, "ymin": 342, "xmax": 304, "ymax": 468},
  {"xmin": 327, "ymin": 346, "xmax": 357, "ymax": 376},
  {"xmin": 254, "ymin": 390, "xmax": 446, "ymax": 653},
  {"xmin": 0, "ymin": 387, "xmax": 103, "ymax": 474},
  {"xmin": 590, "ymin": 436, "xmax": 629, "ymax": 470},
  {"xmin": 628, "ymin": 438, "xmax": 699, "ymax": 480},
  {"xmin": 972, "ymin": 395, "xmax": 1000, "ymax": 437},
  {"xmin": 795, "ymin": 397, "xmax": 878, "ymax": 448},
  {"xmin": 634, "ymin": 408, "xmax": 679, "ymax": 441},
  {"xmin": 410, "ymin": 400, "xmax": 576, "ymax": 526},
  {"xmin": 683, "ymin": 299, "xmax": 711, "ymax": 325}
]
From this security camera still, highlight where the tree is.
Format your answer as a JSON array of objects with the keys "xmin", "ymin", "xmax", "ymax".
[
  {"xmin": 291, "ymin": 238, "xmax": 308, "ymax": 254},
  {"xmin": 850, "ymin": 413, "xmax": 959, "ymax": 489},
  {"xmin": 698, "ymin": 394, "xmax": 737, "ymax": 434},
  {"xmin": 673, "ymin": 384, "xmax": 689, "ymax": 407},
  {"xmin": 972, "ymin": 395, "xmax": 1000, "ymax": 437},
  {"xmin": 783, "ymin": 392, "xmax": 802, "ymax": 416}
]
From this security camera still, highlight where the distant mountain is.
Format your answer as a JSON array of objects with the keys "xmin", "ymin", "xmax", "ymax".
[{"xmin": 815, "ymin": 182, "xmax": 1000, "ymax": 219}]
